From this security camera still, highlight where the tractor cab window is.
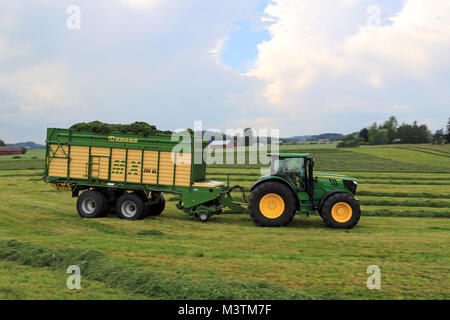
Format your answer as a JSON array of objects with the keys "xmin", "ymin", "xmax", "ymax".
[{"xmin": 271, "ymin": 157, "xmax": 306, "ymax": 190}]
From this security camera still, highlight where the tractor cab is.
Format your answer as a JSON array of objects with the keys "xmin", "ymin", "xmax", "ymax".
[{"xmin": 269, "ymin": 153, "xmax": 314, "ymax": 193}]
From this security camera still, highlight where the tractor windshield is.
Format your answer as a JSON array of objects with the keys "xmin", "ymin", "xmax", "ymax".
[{"xmin": 271, "ymin": 157, "xmax": 306, "ymax": 190}]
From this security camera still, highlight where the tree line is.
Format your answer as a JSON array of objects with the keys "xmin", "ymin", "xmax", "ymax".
[
  {"xmin": 432, "ymin": 118, "xmax": 450, "ymax": 145},
  {"xmin": 338, "ymin": 116, "xmax": 449, "ymax": 148}
]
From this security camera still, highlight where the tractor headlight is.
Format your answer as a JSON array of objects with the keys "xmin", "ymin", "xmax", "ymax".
[{"xmin": 343, "ymin": 179, "xmax": 357, "ymax": 194}]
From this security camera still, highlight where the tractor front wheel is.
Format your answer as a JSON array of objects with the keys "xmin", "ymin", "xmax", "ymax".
[
  {"xmin": 248, "ymin": 181, "xmax": 296, "ymax": 227},
  {"xmin": 321, "ymin": 193, "xmax": 361, "ymax": 229}
]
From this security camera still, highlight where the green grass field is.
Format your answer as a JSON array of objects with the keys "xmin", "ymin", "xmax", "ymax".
[{"xmin": 0, "ymin": 144, "xmax": 449, "ymax": 299}]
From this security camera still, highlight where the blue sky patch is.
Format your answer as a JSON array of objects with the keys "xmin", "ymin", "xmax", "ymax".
[{"xmin": 219, "ymin": 20, "xmax": 270, "ymax": 73}]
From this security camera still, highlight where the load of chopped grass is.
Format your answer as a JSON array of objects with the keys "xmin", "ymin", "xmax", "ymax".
[{"xmin": 69, "ymin": 121, "xmax": 173, "ymax": 137}]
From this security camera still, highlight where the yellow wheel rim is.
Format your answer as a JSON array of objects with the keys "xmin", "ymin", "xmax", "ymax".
[
  {"xmin": 259, "ymin": 193, "xmax": 285, "ymax": 219},
  {"xmin": 331, "ymin": 202, "xmax": 353, "ymax": 223}
]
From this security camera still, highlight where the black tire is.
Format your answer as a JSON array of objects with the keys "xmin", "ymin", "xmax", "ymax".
[
  {"xmin": 147, "ymin": 194, "xmax": 165, "ymax": 216},
  {"xmin": 248, "ymin": 181, "xmax": 297, "ymax": 227},
  {"xmin": 318, "ymin": 207, "xmax": 324, "ymax": 219},
  {"xmin": 199, "ymin": 211, "xmax": 209, "ymax": 222},
  {"xmin": 107, "ymin": 189, "xmax": 128, "ymax": 214},
  {"xmin": 116, "ymin": 193, "xmax": 146, "ymax": 220},
  {"xmin": 321, "ymin": 193, "xmax": 361, "ymax": 229},
  {"xmin": 98, "ymin": 192, "xmax": 109, "ymax": 217},
  {"xmin": 76, "ymin": 190, "xmax": 108, "ymax": 218}
]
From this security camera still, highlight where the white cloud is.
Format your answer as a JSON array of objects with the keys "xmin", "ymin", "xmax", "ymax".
[
  {"xmin": 249, "ymin": 0, "xmax": 450, "ymax": 107},
  {"xmin": 0, "ymin": 63, "xmax": 81, "ymax": 113},
  {"xmin": 119, "ymin": 0, "xmax": 177, "ymax": 10},
  {"xmin": 247, "ymin": 0, "xmax": 360, "ymax": 104},
  {"xmin": 343, "ymin": 0, "xmax": 450, "ymax": 84},
  {"xmin": 390, "ymin": 105, "xmax": 411, "ymax": 110}
]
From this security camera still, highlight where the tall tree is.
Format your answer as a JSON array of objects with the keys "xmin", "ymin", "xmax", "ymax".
[
  {"xmin": 432, "ymin": 129, "xmax": 444, "ymax": 145},
  {"xmin": 381, "ymin": 116, "xmax": 398, "ymax": 143},
  {"xmin": 369, "ymin": 127, "xmax": 389, "ymax": 145},
  {"xmin": 358, "ymin": 128, "xmax": 369, "ymax": 142},
  {"xmin": 397, "ymin": 122, "xmax": 431, "ymax": 144},
  {"xmin": 0, "ymin": 139, "xmax": 4, "ymax": 146},
  {"xmin": 446, "ymin": 117, "xmax": 450, "ymax": 143}
]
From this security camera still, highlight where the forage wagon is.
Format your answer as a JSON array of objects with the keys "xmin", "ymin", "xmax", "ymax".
[{"xmin": 44, "ymin": 128, "xmax": 361, "ymax": 228}]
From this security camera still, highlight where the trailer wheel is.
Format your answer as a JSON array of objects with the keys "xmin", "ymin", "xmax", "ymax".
[
  {"xmin": 76, "ymin": 190, "xmax": 108, "ymax": 218},
  {"xmin": 147, "ymin": 194, "xmax": 165, "ymax": 216},
  {"xmin": 248, "ymin": 181, "xmax": 296, "ymax": 227},
  {"xmin": 116, "ymin": 193, "xmax": 145, "ymax": 220},
  {"xmin": 321, "ymin": 193, "xmax": 361, "ymax": 229},
  {"xmin": 199, "ymin": 212, "xmax": 209, "ymax": 222},
  {"xmin": 97, "ymin": 191, "xmax": 110, "ymax": 217}
]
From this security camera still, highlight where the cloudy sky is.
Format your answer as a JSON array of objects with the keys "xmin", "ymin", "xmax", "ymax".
[{"xmin": 0, "ymin": 0, "xmax": 449, "ymax": 143}]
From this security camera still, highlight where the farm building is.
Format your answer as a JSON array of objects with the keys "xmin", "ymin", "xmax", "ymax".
[
  {"xmin": 0, "ymin": 146, "xmax": 22, "ymax": 155},
  {"xmin": 209, "ymin": 140, "xmax": 234, "ymax": 149}
]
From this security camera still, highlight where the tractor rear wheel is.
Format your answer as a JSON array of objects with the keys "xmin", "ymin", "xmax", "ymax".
[
  {"xmin": 77, "ymin": 190, "xmax": 108, "ymax": 218},
  {"xmin": 321, "ymin": 193, "xmax": 360, "ymax": 229},
  {"xmin": 248, "ymin": 181, "xmax": 296, "ymax": 227},
  {"xmin": 116, "ymin": 193, "xmax": 146, "ymax": 220}
]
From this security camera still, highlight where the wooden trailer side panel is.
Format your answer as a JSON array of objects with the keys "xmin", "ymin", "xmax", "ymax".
[
  {"xmin": 126, "ymin": 149, "xmax": 142, "ymax": 183},
  {"xmin": 47, "ymin": 143, "xmax": 192, "ymax": 187},
  {"xmin": 91, "ymin": 147, "xmax": 110, "ymax": 180},
  {"xmin": 175, "ymin": 153, "xmax": 191, "ymax": 187},
  {"xmin": 142, "ymin": 150, "xmax": 158, "ymax": 184},
  {"xmin": 111, "ymin": 148, "xmax": 126, "ymax": 182},
  {"xmin": 69, "ymin": 146, "xmax": 89, "ymax": 179},
  {"xmin": 158, "ymin": 152, "xmax": 175, "ymax": 185},
  {"xmin": 48, "ymin": 144, "xmax": 69, "ymax": 178}
]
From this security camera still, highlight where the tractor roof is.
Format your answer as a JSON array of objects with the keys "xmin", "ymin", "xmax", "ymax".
[{"xmin": 268, "ymin": 153, "xmax": 310, "ymax": 158}]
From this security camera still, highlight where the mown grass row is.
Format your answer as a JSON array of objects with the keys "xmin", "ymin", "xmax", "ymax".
[
  {"xmin": 0, "ymin": 160, "xmax": 44, "ymax": 171},
  {"xmin": 352, "ymin": 147, "xmax": 450, "ymax": 169},
  {"xmin": 361, "ymin": 207, "xmax": 450, "ymax": 218},
  {"xmin": 358, "ymin": 181, "xmax": 450, "ymax": 185},
  {"xmin": 398, "ymin": 146, "xmax": 450, "ymax": 158},
  {"xmin": 360, "ymin": 198, "xmax": 450, "ymax": 208},
  {"xmin": 0, "ymin": 240, "xmax": 319, "ymax": 300},
  {"xmin": 357, "ymin": 190, "xmax": 450, "ymax": 199}
]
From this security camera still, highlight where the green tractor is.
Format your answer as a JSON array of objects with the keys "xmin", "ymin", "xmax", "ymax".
[{"xmin": 247, "ymin": 153, "xmax": 361, "ymax": 228}]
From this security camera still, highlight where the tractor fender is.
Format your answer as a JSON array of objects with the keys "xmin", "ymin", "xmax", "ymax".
[
  {"xmin": 250, "ymin": 177, "xmax": 299, "ymax": 208},
  {"xmin": 317, "ymin": 190, "xmax": 349, "ymax": 212}
]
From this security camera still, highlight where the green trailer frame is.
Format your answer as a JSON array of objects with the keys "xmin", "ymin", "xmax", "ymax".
[{"xmin": 43, "ymin": 128, "xmax": 246, "ymax": 219}]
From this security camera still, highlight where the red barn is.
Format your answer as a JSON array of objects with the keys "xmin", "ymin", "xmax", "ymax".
[{"xmin": 0, "ymin": 146, "xmax": 23, "ymax": 156}]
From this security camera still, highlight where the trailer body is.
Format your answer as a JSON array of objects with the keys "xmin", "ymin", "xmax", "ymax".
[{"xmin": 43, "ymin": 128, "xmax": 235, "ymax": 219}]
